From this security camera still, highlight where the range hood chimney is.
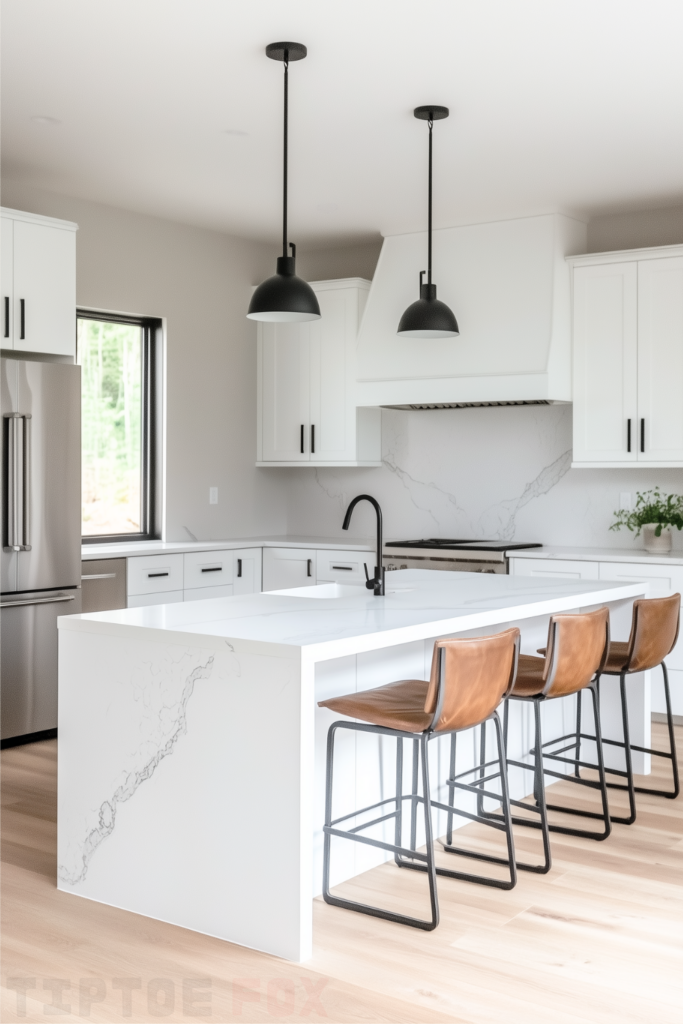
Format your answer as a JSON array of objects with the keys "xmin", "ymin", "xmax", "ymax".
[{"xmin": 356, "ymin": 213, "xmax": 587, "ymax": 408}]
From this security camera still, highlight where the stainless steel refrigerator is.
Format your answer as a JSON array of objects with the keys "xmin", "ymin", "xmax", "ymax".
[{"xmin": 1, "ymin": 357, "xmax": 81, "ymax": 744}]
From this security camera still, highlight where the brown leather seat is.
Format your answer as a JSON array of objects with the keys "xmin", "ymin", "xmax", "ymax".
[
  {"xmin": 603, "ymin": 594, "xmax": 680, "ymax": 675},
  {"xmin": 512, "ymin": 607, "xmax": 610, "ymax": 700},
  {"xmin": 319, "ymin": 627, "xmax": 520, "ymax": 735}
]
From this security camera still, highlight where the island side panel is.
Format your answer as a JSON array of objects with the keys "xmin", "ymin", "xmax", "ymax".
[{"xmin": 58, "ymin": 627, "xmax": 312, "ymax": 962}]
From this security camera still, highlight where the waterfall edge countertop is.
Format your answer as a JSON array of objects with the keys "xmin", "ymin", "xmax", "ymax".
[{"xmin": 57, "ymin": 570, "xmax": 649, "ymax": 962}]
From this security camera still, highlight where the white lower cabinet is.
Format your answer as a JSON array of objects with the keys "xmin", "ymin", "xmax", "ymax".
[
  {"xmin": 316, "ymin": 549, "xmax": 374, "ymax": 586},
  {"xmin": 233, "ymin": 548, "xmax": 262, "ymax": 595},
  {"xmin": 509, "ymin": 557, "xmax": 599, "ymax": 580},
  {"xmin": 128, "ymin": 590, "xmax": 184, "ymax": 608},
  {"xmin": 263, "ymin": 548, "xmax": 317, "ymax": 591},
  {"xmin": 510, "ymin": 555, "xmax": 683, "ymax": 715},
  {"xmin": 127, "ymin": 554, "xmax": 184, "ymax": 598}
]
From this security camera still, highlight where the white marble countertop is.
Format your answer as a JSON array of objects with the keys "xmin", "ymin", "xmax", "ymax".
[
  {"xmin": 81, "ymin": 535, "xmax": 376, "ymax": 560},
  {"xmin": 60, "ymin": 569, "xmax": 647, "ymax": 661},
  {"xmin": 507, "ymin": 544, "xmax": 683, "ymax": 565}
]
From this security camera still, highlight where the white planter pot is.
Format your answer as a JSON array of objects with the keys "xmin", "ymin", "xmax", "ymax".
[{"xmin": 642, "ymin": 524, "xmax": 673, "ymax": 553}]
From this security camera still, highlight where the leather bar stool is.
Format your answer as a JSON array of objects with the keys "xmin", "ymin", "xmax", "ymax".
[
  {"xmin": 578, "ymin": 593, "xmax": 680, "ymax": 825},
  {"xmin": 318, "ymin": 627, "xmax": 520, "ymax": 931},
  {"xmin": 472, "ymin": 606, "xmax": 611, "ymax": 874}
]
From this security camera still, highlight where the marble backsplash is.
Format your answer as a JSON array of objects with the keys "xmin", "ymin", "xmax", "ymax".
[{"xmin": 284, "ymin": 404, "xmax": 683, "ymax": 550}]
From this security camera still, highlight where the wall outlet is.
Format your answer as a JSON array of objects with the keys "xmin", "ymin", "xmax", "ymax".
[
  {"xmin": 209, "ymin": 487, "xmax": 218, "ymax": 505},
  {"xmin": 619, "ymin": 492, "xmax": 632, "ymax": 511}
]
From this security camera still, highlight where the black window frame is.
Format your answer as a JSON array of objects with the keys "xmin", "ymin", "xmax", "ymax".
[{"xmin": 77, "ymin": 309, "xmax": 160, "ymax": 544}]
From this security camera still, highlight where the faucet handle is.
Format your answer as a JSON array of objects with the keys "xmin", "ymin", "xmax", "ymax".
[{"xmin": 363, "ymin": 563, "xmax": 374, "ymax": 590}]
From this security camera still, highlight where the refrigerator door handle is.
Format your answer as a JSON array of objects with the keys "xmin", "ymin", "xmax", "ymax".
[
  {"xmin": 4, "ymin": 413, "xmax": 21, "ymax": 552},
  {"xmin": 21, "ymin": 413, "xmax": 32, "ymax": 551},
  {"xmin": 0, "ymin": 594, "xmax": 76, "ymax": 609}
]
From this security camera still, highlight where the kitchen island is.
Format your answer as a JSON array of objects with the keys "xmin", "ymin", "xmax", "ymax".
[{"xmin": 57, "ymin": 570, "xmax": 649, "ymax": 961}]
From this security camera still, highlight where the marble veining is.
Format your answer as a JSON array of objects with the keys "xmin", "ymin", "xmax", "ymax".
[{"xmin": 59, "ymin": 652, "xmax": 214, "ymax": 885}]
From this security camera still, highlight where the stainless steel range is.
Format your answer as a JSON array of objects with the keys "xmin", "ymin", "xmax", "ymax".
[{"xmin": 383, "ymin": 539, "xmax": 542, "ymax": 575}]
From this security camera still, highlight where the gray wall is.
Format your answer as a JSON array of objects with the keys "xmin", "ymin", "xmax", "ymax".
[
  {"xmin": 588, "ymin": 205, "xmax": 683, "ymax": 253},
  {"xmin": 1, "ymin": 180, "xmax": 287, "ymax": 541}
]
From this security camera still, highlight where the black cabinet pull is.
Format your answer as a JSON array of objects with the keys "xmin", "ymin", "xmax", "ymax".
[
  {"xmin": 147, "ymin": 571, "xmax": 169, "ymax": 578},
  {"xmin": 307, "ymin": 558, "xmax": 313, "ymax": 577},
  {"xmin": 19, "ymin": 299, "xmax": 25, "ymax": 340},
  {"xmin": 3, "ymin": 297, "xmax": 8, "ymax": 338},
  {"xmin": 201, "ymin": 566, "xmax": 222, "ymax": 573},
  {"xmin": 627, "ymin": 418, "xmax": 631, "ymax": 452},
  {"xmin": 237, "ymin": 558, "xmax": 242, "ymax": 578},
  {"xmin": 640, "ymin": 418, "xmax": 645, "ymax": 453},
  {"xmin": 332, "ymin": 565, "xmax": 352, "ymax": 571},
  {"xmin": 300, "ymin": 424, "xmax": 304, "ymax": 454},
  {"xmin": 311, "ymin": 424, "xmax": 315, "ymax": 454}
]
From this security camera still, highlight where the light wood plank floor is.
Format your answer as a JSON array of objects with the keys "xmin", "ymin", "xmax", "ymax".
[{"xmin": 2, "ymin": 726, "xmax": 682, "ymax": 1023}]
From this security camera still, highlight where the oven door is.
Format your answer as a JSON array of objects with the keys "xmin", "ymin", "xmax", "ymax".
[{"xmin": 382, "ymin": 553, "xmax": 506, "ymax": 575}]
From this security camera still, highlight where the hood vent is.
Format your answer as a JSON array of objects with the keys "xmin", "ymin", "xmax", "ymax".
[
  {"xmin": 356, "ymin": 214, "xmax": 587, "ymax": 408},
  {"xmin": 383, "ymin": 399, "xmax": 554, "ymax": 411}
]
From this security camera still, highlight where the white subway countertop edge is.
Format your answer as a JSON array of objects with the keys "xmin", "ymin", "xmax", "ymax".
[
  {"xmin": 507, "ymin": 545, "xmax": 683, "ymax": 566},
  {"xmin": 81, "ymin": 536, "xmax": 376, "ymax": 560},
  {"xmin": 59, "ymin": 570, "xmax": 648, "ymax": 659}
]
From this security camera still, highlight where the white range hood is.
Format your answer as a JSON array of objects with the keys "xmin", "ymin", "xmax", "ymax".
[{"xmin": 356, "ymin": 213, "xmax": 587, "ymax": 408}]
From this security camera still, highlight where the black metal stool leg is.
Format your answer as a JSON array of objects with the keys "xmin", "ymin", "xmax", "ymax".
[
  {"xmin": 410, "ymin": 737, "xmax": 419, "ymax": 852},
  {"xmin": 322, "ymin": 721, "xmax": 438, "ymax": 930},
  {"xmin": 394, "ymin": 737, "xmax": 403, "ymax": 866},
  {"xmin": 446, "ymin": 732, "xmax": 456, "ymax": 846},
  {"xmin": 532, "ymin": 698, "xmax": 552, "ymax": 872},
  {"xmin": 607, "ymin": 673, "xmax": 637, "ymax": 824},
  {"xmin": 575, "ymin": 689, "xmax": 583, "ymax": 778},
  {"xmin": 630, "ymin": 662, "xmax": 680, "ymax": 799}
]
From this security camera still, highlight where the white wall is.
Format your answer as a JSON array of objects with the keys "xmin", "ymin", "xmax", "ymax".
[
  {"xmin": 284, "ymin": 404, "xmax": 683, "ymax": 551},
  {"xmin": 0, "ymin": 180, "xmax": 288, "ymax": 541}
]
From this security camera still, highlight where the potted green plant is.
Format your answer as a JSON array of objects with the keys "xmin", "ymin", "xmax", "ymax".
[{"xmin": 610, "ymin": 488, "xmax": 683, "ymax": 553}]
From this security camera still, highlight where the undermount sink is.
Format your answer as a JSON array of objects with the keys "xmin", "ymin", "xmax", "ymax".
[
  {"xmin": 272, "ymin": 583, "xmax": 414, "ymax": 599},
  {"xmin": 272, "ymin": 583, "xmax": 368, "ymax": 599}
]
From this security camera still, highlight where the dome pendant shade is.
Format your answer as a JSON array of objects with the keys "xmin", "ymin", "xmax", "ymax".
[
  {"xmin": 247, "ymin": 42, "xmax": 320, "ymax": 324},
  {"xmin": 397, "ymin": 282, "xmax": 459, "ymax": 338},
  {"xmin": 398, "ymin": 105, "xmax": 458, "ymax": 339},
  {"xmin": 247, "ymin": 255, "xmax": 321, "ymax": 322}
]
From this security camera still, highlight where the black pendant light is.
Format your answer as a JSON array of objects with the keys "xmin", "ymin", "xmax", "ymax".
[
  {"xmin": 397, "ymin": 106, "xmax": 459, "ymax": 338},
  {"xmin": 247, "ymin": 42, "xmax": 321, "ymax": 323}
]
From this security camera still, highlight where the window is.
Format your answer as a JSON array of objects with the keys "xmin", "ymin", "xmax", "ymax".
[{"xmin": 77, "ymin": 310, "xmax": 160, "ymax": 541}]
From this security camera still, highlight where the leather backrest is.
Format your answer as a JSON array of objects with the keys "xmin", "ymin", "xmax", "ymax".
[
  {"xmin": 542, "ymin": 607, "xmax": 609, "ymax": 698},
  {"xmin": 625, "ymin": 593, "xmax": 681, "ymax": 673},
  {"xmin": 424, "ymin": 627, "xmax": 520, "ymax": 733}
]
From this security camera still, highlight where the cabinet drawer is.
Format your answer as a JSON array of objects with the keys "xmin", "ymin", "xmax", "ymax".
[
  {"xmin": 509, "ymin": 558, "xmax": 599, "ymax": 580},
  {"xmin": 316, "ymin": 549, "xmax": 373, "ymax": 585},
  {"xmin": 183, "ymin": 550, "xmax": 234, "ymax": 590},
  {"xmin": 127, "ymin": 589, "xmax": 184, "ymax": 608},
  {"xmin": 184, "ymin": 584, "xmax": 234, "ymax": 602},
  {"xmin": 127, "ymin": 554, "xmax": 184, "ymax": 596}
]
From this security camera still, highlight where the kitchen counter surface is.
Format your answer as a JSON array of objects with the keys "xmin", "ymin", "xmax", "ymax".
[
  {"xmin": 81, "ymin": 535, "xmax": 375, "ymax": 560},
  {"xmin": 507, "ymin": 544, "xmax": 683, "ymax": 565},
  {"xmin": 58, "ymin": 569, "xmax": 648, "ymax": 963},
  {"xmin": 60, "ymin": 569, "xmax": 646, "ymax": 660}
]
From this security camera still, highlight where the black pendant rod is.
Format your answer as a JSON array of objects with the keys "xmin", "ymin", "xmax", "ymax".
[
  {"xmin": 427, "ymin": 117, "xmax": 433, "ymax": 286},
  {"xmin": 283, "ymin": 51, "xmax": 289, "ymax": 258}
]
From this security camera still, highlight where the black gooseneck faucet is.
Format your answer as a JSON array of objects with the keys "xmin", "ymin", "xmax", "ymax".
[{"xmin": 342, "ymin": 494, "xmax": 385, "ymax": 596}]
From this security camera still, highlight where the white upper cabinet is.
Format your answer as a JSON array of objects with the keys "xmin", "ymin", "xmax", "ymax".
[
  {"xmin": 1, "ymin": 208, "xmax": 77, "ymax": 358},
  {"xmin": 637, "ymin": 256, "xmax": 683, "ymax": 463},
  {"xmin": 569, "ymin": 246, "xmax": 683, "ymax": 467},
  {"xmin": 257, "ymin": 278, "xmax": 381, "ymax": 466},
  {"xmin": 572, "ymin": 262, "xmax": 638, "ymax": 463}
]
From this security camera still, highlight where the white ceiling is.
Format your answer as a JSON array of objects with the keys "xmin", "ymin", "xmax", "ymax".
[{"xmin": 3, "ymin": 0, "xmax": 683, "ymax": 247}]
